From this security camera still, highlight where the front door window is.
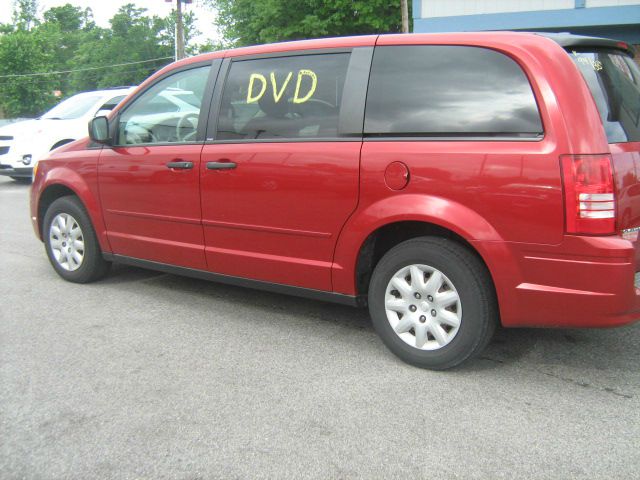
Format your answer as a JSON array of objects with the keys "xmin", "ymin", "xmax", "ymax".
[{"xmin": 118, "ymin": 66, "xmax": 210, "ymax": 145}]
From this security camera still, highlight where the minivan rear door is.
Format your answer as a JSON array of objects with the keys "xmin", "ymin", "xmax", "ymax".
[{"xmin": 569, "ymin": 47, "xmax": 640, "ymax": 233}]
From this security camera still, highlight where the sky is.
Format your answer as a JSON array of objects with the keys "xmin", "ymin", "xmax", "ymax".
[{"xmin": 1, "ymin": 0, "xmax": 220, "ymax": 44}]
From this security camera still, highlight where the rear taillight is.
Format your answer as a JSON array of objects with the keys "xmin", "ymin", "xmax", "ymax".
[{"xmin": 560, "ymin": 154, "xmax": 616, "ymax": 235}]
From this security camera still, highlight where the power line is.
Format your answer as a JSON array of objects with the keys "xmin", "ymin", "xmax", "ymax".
[
  {"xmin": 0, "ymin": 56, "xmax": 174, "ymax": 79},
  {"xmin": 0, "ymin": 61, "xmax": 167, "ymax": 83},
  {"xmin": 0, "ymin": 65, "xmax": 163, "ymax": 85}
]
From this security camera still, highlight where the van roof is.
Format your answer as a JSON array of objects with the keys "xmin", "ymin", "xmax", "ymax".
[
  {"xmin": 160, "ymin": 31, "xmax": 635, "ymax": 81},
  {"xmin": 188, "ymin": 31, "xmax": 633, "ymax": 60}
]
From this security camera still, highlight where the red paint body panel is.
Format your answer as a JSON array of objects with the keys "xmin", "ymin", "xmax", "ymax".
[
  {"xmin": 30, "ymin": 139, "xmax": 112, "ymax": 253},
  {"xmin": 30, "ymin": 32, "xmax": 640, "ymax": 330},
  {"xmin": 97, "ymin": 145, "xmax": 207, "ymax": 270},
  {"xmin": 223, "ymin": 35, "xmax": 377, "ymax": 59},
  {"xmin": 200, "ymin": 142, "xmax": 361, "ymax": 290},
  {"xmin": 488, "ymin": 236, "xmax": 639, "ymax": 328}
]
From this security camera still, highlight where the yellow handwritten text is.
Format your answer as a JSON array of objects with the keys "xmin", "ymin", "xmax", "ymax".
[
  {"xmin": 270, "ymin": 71, "xmax": 293, "ymax": 103},
  {"xmin": 571, "ymin": 51, "xmax": 603, "ymax": 71},
  {"xmin": 247, "ymin": 73, "xmax": 267, "ymax": 103},
  {"xmin": 293, "ymin": 69, "xmax": 317, "ymax": 104},
  {"xmin": 246, "ymin": 69, "xmax": 318, "ymax": 104}
]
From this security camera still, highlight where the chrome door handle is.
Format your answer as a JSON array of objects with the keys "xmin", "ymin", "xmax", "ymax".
[
  {"xmin": 206, "ymin": 161, "xmax": 237, "ymax": 170},
  {"xmin": 166, "ymin": 161, "xmax": 193, "ymax": 169}
]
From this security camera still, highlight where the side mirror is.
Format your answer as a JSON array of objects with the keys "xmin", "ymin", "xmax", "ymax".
[{"xmin": 89, "ymin": 116, "xmax": 111, "ymax": 144}]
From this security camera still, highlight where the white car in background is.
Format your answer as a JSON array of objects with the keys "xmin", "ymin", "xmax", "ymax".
[{"xmin": 0, "ymin": 87, "xmax": 134, "ymax": 182}]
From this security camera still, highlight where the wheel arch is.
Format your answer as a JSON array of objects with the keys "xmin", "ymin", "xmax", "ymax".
[
  {"xmin": 36, "ymin": 168, "xmax": 110, "ymax": 253},
  {"xmin": 332, "ymin": 194, "xmax": 508, "ymax": 299},
  {"xmin": 353, "ymin": 220, "xmax": 494, "ymax": 298},
  {"xmin": 38, "ymin": 183, "xmax": 78, "ymax": 237}
]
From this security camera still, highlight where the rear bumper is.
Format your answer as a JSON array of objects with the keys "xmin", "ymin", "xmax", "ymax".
[{"xmin": 478, "ymin": 235, "xmax": 640, "ymax": 328}]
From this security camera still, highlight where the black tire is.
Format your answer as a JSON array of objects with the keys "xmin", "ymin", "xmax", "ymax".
[
  {"xmin": 10, "ymin": 176, "xmax": 31, "ymax": 184},
  {"xmin": 368, "ymin": 237, "xmax": 497, "ymax": 370},
  {"xmin": 43, "ymin": 195, "xmax": 110, "ymax": 283}
]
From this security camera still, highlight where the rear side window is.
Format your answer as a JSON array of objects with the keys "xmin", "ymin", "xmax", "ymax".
[
  {"xmin": 570, "ymin": 49, "xmax": 640, "ymax": 143},
  {"xmin": 365, "ymin": 46, "xmax": 543, "ymax": 138},
  {"xmin": 216, "ymin": 53, "xmax": 350, "ymax": 140}
]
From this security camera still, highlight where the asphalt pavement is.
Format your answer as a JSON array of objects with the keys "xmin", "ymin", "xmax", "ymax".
[{"xmin": 1, "ymin": 176, "xmax": 639, "ymax": 479}]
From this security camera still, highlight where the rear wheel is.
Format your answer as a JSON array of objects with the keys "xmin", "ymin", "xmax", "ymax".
[
  {"xmin": 368, "ymin": 237, "xmax": 497, "ymax": 370},
  {"xmin": 43, "ymin": 196, "xmax": 110, "ymax": 283}
]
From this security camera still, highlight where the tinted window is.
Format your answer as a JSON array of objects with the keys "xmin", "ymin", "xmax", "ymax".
[
  {"xmin": 570, "ymin": 49, "xmax": 640, "ymax": 143},
  {"xmin": 217, "ymin": 53, "xmax": 350, "ymax": 140},
  {"xmin": 118, "ymin": 66, "xmax": 210, "ymax": 145},
  {"xmin": 365, "ymin": 46, "xmax": 543, "ymax": 137}
]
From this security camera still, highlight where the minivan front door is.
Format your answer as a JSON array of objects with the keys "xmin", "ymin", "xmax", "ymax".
[{"xmin": 99, "ymin": 64, "xmax": 215, "ymax": 270}]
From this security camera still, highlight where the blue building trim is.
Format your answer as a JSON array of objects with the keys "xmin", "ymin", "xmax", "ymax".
[
  {"xmin": 575, "ymin": 0, "xmax": 586, "ymax": 8},
  {"xmin": 413, "ymin": 5, "xmax": 640, "ymax": 31}
]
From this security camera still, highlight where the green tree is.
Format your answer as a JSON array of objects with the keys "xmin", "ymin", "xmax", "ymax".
[
  {"xmin": 12, "ymin": 0, "xmax": 39, "ymax": 31},
  {"xmin": 0, "ymin": 2, "xmax": 205, "ymax": 118},
  {"xmin": 39, "ymin": 4, "xmax": 97, "ymax": 95},
  {"xmin": 69, "ymin": 4, "xmax": 174, "ymax": 91},
  {"xmin": 212, "ymin": 0, "xmax": 404, "ymax": 46},
  {"xmin": 0, "ymin": 29, "xmax": 56, "ymax": 116},
  {"xmin": 43, "ymin": 4, "xmax": 94, "ymax": 32}
]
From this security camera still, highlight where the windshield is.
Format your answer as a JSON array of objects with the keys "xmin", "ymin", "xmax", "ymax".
[
  {"xmin": 42, "ymin": 93, "xmax": 104, "ymax": 120},
  {"xmin": 570, "ymin": 49, "xmax": 640, "ymax": 143}
]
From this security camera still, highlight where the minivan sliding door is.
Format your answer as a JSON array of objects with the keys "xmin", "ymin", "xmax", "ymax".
[{"xmin": 199, "ymin": 48, "xmax": 371, "ymax": 291}]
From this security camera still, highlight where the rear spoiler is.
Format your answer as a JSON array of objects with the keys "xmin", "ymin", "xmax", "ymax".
[{"xmin": 535, "ymin": 32, "xmax": 636, "ymax": 57}]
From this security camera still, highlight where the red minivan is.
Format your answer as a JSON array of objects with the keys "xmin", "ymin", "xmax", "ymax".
[{"xmin": 30, "ymin": 32, "xmax": 640, "ymax": 369}]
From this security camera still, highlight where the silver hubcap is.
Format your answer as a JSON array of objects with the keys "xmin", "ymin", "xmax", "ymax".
[
  {"xmin": 49, "ymin": 213, "xmax": 84, "ymax": 272},
  {"xmin": 385, "ymin": 264, "xmax": 462, "ymax": 351}
]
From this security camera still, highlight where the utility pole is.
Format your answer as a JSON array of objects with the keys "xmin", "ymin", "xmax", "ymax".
[
  {"xmin": 167, "ymin": 0, "xmax": 189, "ymax": 60},
  {"xmin": 175, "ymin": 0, "xmax": 185, "ymax": 60},
  {"xmin": 401, "ymin": 0, "xmax": 409, "ymax": 33}
]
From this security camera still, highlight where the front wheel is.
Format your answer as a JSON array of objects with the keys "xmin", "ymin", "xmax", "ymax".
[
  {"xmin": 368, "ymin": 237, "xmax": 497, "ymax": 370},
  {"xmin": 43, "ymin": 196, "xmax": 110, "ymax": 283}
]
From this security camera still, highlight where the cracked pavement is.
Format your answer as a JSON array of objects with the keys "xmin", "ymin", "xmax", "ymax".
[{"xmin": 1, "ymin": 176, "xmax": 639, "ymax": 479}]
